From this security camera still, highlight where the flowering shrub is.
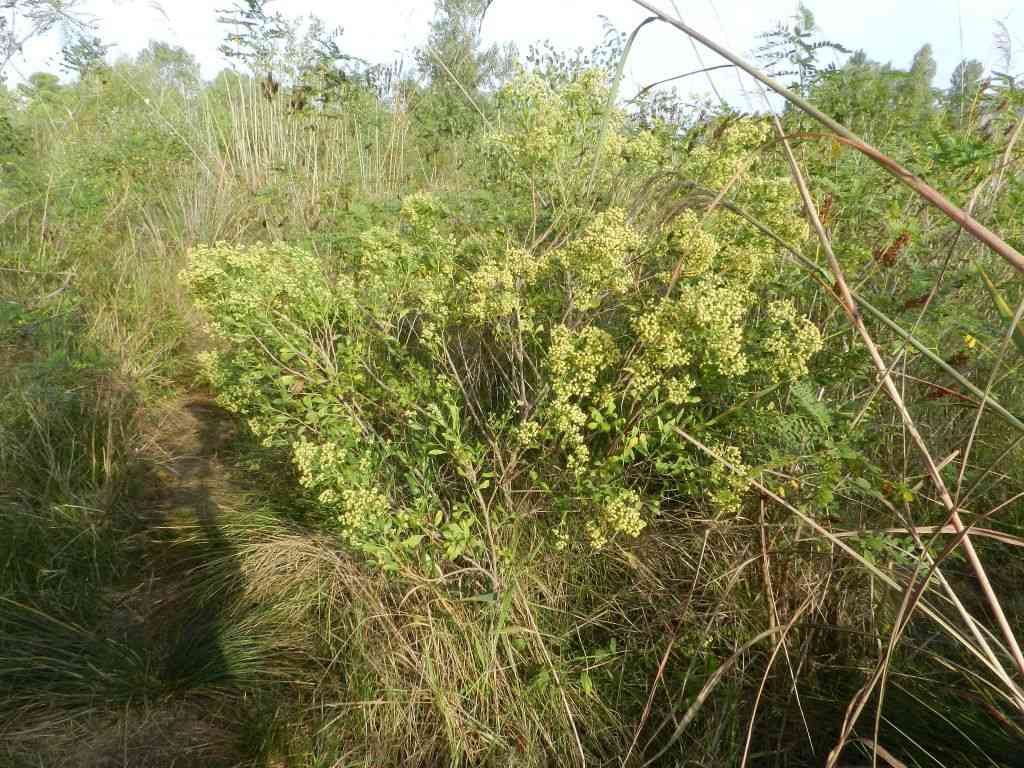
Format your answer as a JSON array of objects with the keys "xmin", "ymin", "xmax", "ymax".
[
  {"xmin": 183, "ymin": 73, "xmax": 823, "ymax": 569},
  {"xmin": 481, "ymin": 68, "xmax": 667, "ymax": 228}
]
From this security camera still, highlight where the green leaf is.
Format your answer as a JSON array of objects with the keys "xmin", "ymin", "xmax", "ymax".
[
  {"xmin": 580, "ymin": 670, "xmax": 593, "ymax": 697},
  {"xmin": 791, "ymin": 380, "xmax": 832, "ymax": 430},
  {"xmin": 531, "ymin": 669, "xmax": 551, "ymax": 691},
  {"xmin": 976, "ymin": 263, "xmax": 1024, "ymax": 359}
]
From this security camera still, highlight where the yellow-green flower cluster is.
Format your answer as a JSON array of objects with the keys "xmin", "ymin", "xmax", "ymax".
[
  {"xmin": 335, "ymin": 485, "xmax": 392, "ymax": 538},
  {"xmin": 484, "ymin": 71, "xmax": 567, "ymax": 175},
  {"xmin": 399, "ymin": 191, "xmax": 447, "ymax": 231},
  {"xmin": 624, "ymin": 129, "xmax": 667, "ymax": 175},
  {"xmin": 629, "ymin": 299, "xmax": 695, "ymax": 404},
  {"xmin": 491, "ymin": 68, "xmax": 620, "ymax": 157},
  {"xmin": 482, "ymin": 70, "xmax": 667, "ymax": 214},
  {"xmin": 197, "ymin": 349, "xmax": 267, "ymax": 417},
  {"xmin": 710, "ymin": 240, "xmax": 773, "ymax": 286},
  {"xmin": 676, "ymin": 279, "xmax": 754, "ymax": 379},
  {"xmin": 181, "ymin": 241, "xmax": 332, "ymax": 337},
  {"xmin": 759, "ymin": 300, "xmax": 823, "ymax": 382},
  {"xmin": 293, "ymin": 438, "xmax": 351, "ymax": 493},
  {"xmin": 547, "ymin": 324, "xmax": 619, "ymax": 470},
  {"xmin": 663, "ymin": 210, "xmax": 718, "ymax": 280},
  {"xmin": 675, "ymin": 119, "xmax": 810, "ymax": 288},
  {"xmin": 357, "ymin": 193, "xmax": 458, "ymax": 339},
  {"xmin": 515, "ymin": 419, "xmax": 542, "ymax": 449},
  {"xmin": 687, "ymin": 119, "xmax": 771, "ymax": 190},
  {"xmin": 196, "ymin": 350, "xmax": 231, "ymax": 399},
  {"xmin": 466, "ymin": 246, "xmax": 548, "ymax": 323},
  {"xmin": 707, "ymin": 443, "xmax": 750, "ymax": 517},
  {"xmin": 293, "ymin": 438, "xmax": 393, "ymax": 542},
  {"xmin": 740, "ymin": 176, "xmax": 810, "ymax": 246},
  {"xmin": 358, "ymin": 226, "xmax": 409, "ymax": 273},
  {"xmin": 557, "ymin": 208, "xmax": 642, "ymax": 310},
  {"xmin": 585, "ymin": 488, "xmax": 647, "ymax": 549}
]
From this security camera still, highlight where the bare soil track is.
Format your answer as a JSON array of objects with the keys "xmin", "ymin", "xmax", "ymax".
[{"xmin": 2, "ymin": 397, "xmax": 264, "ymax": 768}]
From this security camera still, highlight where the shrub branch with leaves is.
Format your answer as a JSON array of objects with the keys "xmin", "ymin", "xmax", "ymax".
[{"xmin": 184, "ymin": 71, "xmax": 822, "ymax": 572}]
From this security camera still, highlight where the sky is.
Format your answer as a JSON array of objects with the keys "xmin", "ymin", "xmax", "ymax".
[{"xmin": 11, "ymin": 0, "xmax": 1022, "ymax": 105}]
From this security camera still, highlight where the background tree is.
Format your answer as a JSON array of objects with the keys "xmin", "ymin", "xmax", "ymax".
[
  {"xmin": 217, "ymin": 0, "xmax": 368, "ymax": 110},
  {"xmin": 947, "ymin": 58, "xmax": 985, "ymax": 124},
  {"xmin": 215, "ymin": 0, "xmax": 286, "ymax": 75},
  {"xmin": 16, "ymin": 69, "xmax": 59, "ymax": 101},
  {"xmin": 902, "ymin": 43, "xmax": 938, "ymax": 124},
  {"xmin": 411, "ymin": 0, "xmax": 513, "ymax": 153},
  {"xmin": 59, "ymin": 34, "xmax": 110, "ymax": 77},
  {"xmin": 0, "ymin": 0, "xmax": 90, "ymax": 77},
  {"xmin": 134, "ymin": 41, "xmax": 201, "ymax": 95}
]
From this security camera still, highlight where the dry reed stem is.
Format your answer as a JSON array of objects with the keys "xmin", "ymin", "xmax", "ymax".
[
  {"xmin": 772, "ymin": 118, "xmax": 1024, "ymax": 672},
  {"xmin": 756, "ymin": 499, "xmax": 814, "ymax": 754},
  {"xmin": 739, "ymin": 600, "xmax": 809, "ymax": 768},
  {"xmin": 830, "ymin": 525, "xmax": 1024, "ymax": 548},
  {"xmin": 668, "ymin": 428, "xmax": 1024, "ymax": 709},
  {"xmin": 953, "ymin": 292, "xmax": 1024, "ymax": 504},
  {"xmin": 640, "ymin": 599, "xmax": 813, "ymax": 767},
  {"xmin": 767, "ymin": 117, "xmax": 1024, "ymax": 766}
]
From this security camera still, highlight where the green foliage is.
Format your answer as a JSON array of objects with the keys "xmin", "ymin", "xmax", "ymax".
[
  {"xmin": 418, "ymin": 0, "xmax": 510, "ymax": 91},
  {"xmin": 217, "ymin": 0, "xmax": 371, "ymax": 110},
  {"xmin": 59, "ymin": 34, "xmax": 110, "ymax": 76},
  {"xmin": 755, "ymin": 2, "xmax": 849, "ymax": 95},
  {"xmin": 0, "ymin": 0, "xmax": 90, "ymax": 76},
  {"xmin": 408, "ymin": 0, "xmax": 514, "ymax": 161},
  {"xmin": 4, "ymin": 3, "xmax": 1024, "ymax": 766},
  {"xmin": 134, "ymin": 40, "xmax": 202, "ymax": 93},
  {"xmin": 947, "ymin": 58, "xmax": 985, "ymax": 124},
  {"xmin": 184, "ymin": 74, "xmax": 824, "ymax": 573},
  {"xmin": 526, "ymin": 21, "xmax": 627, "ymax": 88},
  {"xmin": 904, "ymin": 43, "xmax": 939, "ymax": 119},
  {"xmin": 216, "ymin": 0, "xmax": 288, "ymax": 72}
]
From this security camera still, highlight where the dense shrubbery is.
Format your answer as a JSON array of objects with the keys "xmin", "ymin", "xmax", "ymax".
[
  {"xmin": 183, "ymin": 73, "xmax": 824, "ymax": 572},
  {"xmin": 3, "ymin": 2, "xmax": 1024, "ymax": 766}
]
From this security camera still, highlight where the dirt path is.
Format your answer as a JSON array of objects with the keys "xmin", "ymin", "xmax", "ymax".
[
  {"xmin": 135, "ymin": 397, "xmax": 248, "ymax": 685},
  {"xmin": 3, "ymin": 397, "xmax": 261, "ymax": 767}
]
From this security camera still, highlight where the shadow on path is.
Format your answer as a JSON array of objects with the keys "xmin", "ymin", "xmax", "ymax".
[
  {"xmin": 141, "ymin": 398, "xmax": 246, "ymax": 692},
  {"xmin": 1, "ymin": 396, "xmax": 259, "ymax": 767}
]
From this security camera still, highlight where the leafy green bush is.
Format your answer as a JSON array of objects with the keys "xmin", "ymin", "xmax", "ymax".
[{"xmin": 183, "ymin": 72, "xmax": 823, "ymax": 571}]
